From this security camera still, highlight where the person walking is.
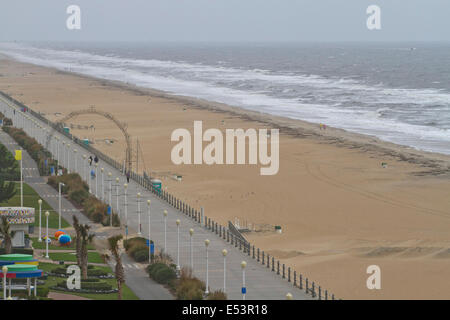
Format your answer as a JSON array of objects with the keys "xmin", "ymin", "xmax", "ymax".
[
  {"xmin": 126, "ymin": 171, "xmax": 130, "ymax": 183},
  {"xmin": 88, "ymin": 156, "xmax": 93, "ymax": 166},
  {"xmin": 94, "ymin": 155, "xmax": 99, "ymax": 164}
]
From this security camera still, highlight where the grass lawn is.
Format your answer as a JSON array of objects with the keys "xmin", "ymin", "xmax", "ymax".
[
  {"xmin": 48, "ymin": 251, "xmax": 104, "ymax": 264},
  {"xmin": 31, "ymin": 237, "xmax": 95, "ymax": 251},
  {"xmin": 37, "ymin": 262, "xmax": 139, "ymax": 300},
  {"xmin": 0, "ymin": 182, "xmax": 70, "ymax": 229}
]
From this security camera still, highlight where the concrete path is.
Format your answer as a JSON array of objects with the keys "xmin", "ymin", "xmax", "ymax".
[
  {"xmin": 0, "ymin": 129, "xmax": 91, "ymax": 227},
  {"xmin": 0, "ymin": 96, "xmax": 312, "ymax": 300}
]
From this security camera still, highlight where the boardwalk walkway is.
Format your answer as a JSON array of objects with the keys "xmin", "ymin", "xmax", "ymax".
[{"xmin": 0, "ymin": 95, "xmax": 312, "ymax": 300}]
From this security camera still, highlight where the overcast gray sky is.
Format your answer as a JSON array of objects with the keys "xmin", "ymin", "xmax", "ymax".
[{"xmin": 1, "ymin": 0, "xmax": 449, "ymax": 42}]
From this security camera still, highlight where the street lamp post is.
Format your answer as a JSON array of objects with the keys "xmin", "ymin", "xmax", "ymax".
[
  {"xmin": 62, "ymin": 141, "xmax": 65, "ymax": 169},
  {"xmin": 163, "ymin": 210, "xmax": 168, "ymax": 252},
  {"xmin": 82, "ymin": 154, "xmax": 87, "ymax": 183},
  {"xmin": 101, "ymin": 168, "xmax": 104, "ymax": 200},
  {"xmin": 137, "ymin": 192, "xmax": 141, "ymax": 235},
  {"xmin": 74, "ymin": 149, "xmax": 77, "ymax": 173},
  {"xmin": 116, "ymin": 178, "xmax": 120, "ymax": 218},
  {"xmin": 176, "ymin": 219, "xmax": 181, "ymax": 273},
  {"xmin": 45, "ymin": 211, "xmax": 50, "ymax": 258},
  {"xmin": 147, "ymin": 200, "xmax": 151, "ymax": 263},
  {"xmin": 95, "ymin": 163, "xmax": 98, "ymax": 197},
  {"xmin": 189, "ymin": 229, "xmax": 194, "ymax": 270},
  {"xmin": 205, "ymin": 239, "xmax": 210, "ymax": 295},
  {"xmin": 67, "ymin": 143, "xmax": 71, "ymax": 173},
  {"xmin": 241, "ymin": 261, "xmax": 247, "ymax": 300},
  {"xmin": 108, "ymin": 172, "xmax": 112, "ymax": 206},
  {"xmin": 222, "ymin": 249, "xmax": 228, "ymax": 293},
  {"xmin": 38, "ymin": 199, "xmax": 42, "ymax": 241},
  {"xmin": 2, "ymin": 266, "xmax": 7, "ymax": 300},
  {"xmin": 124, "ymin": 183, "xmax": 128, "ymax": 235},
  {"xmin": 58, "ymin": 182, "xmax": 65, "ymax": 229},
  {"xmin": 56, "ymin": 137, "xmax": 60, "ymax": 166}
]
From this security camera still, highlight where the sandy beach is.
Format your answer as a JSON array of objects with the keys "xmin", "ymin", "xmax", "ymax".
[{"xmin": 1, "ymin": 55, "xmax": 449, "ymax": 299}]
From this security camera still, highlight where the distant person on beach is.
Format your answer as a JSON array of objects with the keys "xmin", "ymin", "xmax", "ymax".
[{"xmin": 126, "ymin": 171, "xmax": 130, "ymax": 183}]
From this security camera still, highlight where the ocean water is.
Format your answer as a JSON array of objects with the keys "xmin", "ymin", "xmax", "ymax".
[{"xmin": 1, "ymin": 42, "xmax": 449, "ymax": 155}]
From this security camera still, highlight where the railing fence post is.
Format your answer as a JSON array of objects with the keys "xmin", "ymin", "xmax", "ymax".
[{"xmin": 306, "ymin": 278, "xmax": 309, "ymax": 294}]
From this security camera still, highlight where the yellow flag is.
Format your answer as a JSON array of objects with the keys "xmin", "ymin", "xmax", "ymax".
[{"xmin": 15, "ymin": 150, "xmax": 22, "ymax": 161}]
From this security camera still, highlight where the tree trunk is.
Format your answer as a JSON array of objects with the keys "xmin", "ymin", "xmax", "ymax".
[
  {"xmin": 117, "ymin": 281, "xmax": 122, "ymax": 300},
  {"xmin": 81, "ymin": 247, "xmax": 88, "ymax": 279},
  {"xmin": 5, "ymin": 237, "xmax": 11, "ymax": 254},
  {"xmin": 76, "ymin": 236, "xmax": 81, "ymax": 266}
]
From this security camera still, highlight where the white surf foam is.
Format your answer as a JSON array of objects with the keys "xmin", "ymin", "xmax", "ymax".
[{"xmin": 1, "ymin": 42, "xmax": 449, "ymax": 155}]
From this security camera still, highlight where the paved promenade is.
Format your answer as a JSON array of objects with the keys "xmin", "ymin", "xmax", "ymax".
[{"xmin": 0, "ymin": 97, "xmax": 312, "ymax": 300}]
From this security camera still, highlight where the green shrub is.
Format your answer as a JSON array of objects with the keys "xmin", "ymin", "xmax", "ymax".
[
  {"xmin": 87, "ymin": 269, "xmax": 108, "ymax": 277},
  {"xmin": 147, "ymin": 262, "xmax": 166, "ymax": 276},
  {"xmin": 37, "ymin": 286, "xmax": 50, "ymax": 298},
  {"xmin": 51, "ymin": 265, "xmax": 107, "ymax": 277},
  {"xmin": 153, "ymin": 267, "xmax": 177, "ymax": 285},
  {"xmin": 69, "ymin": 188, "xmax": 89, "ymax": 206},
  {"xmin": 56, "ymin": 280, "xmax": 112, "ymax": 291},
  {"xmin": 133, "ymin": 248, "xmax": 149, "ymax": 262},
  {"xmin": 81, "ymin": 278, "xmax": 100, "ymax": 283},
  {"xmin": 124, "ymin": 237, "xmax": 147, "ymax": 251},
  {"xmin": 129, "ymin": 243, "xmax": 147, "ymax": 256},
  {"xmin": 147, "ymin": 262, "xmax": 176, "ymax": 285},
  {"xmin": 124, "ymin": 237, "xmax": 152, "ymax": 262}
]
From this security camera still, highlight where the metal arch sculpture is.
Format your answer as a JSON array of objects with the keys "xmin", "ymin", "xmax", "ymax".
[{"xmin": 46, "ymin": 106, "xmax": 132, "ymax": 172}]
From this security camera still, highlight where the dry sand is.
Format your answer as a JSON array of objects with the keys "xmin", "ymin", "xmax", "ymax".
[{"xmin": 1, "ymin": 56, "xmax": 449, "ymax": 299}]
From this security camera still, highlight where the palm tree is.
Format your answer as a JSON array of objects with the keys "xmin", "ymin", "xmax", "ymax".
[
  {"xmin": 105, "ymin": 235, "xmax": 125, "ymax": 300},
  {"xmin": 0, "ymin": 216, "xmax": 16, "ymax": 254},
  {"xmin": 79, "ymin": 223, "xmax": 94, "ymax": 279},
  {"xmin": 72, "ymin": 215, "xmax": 82, "ymax": 265}
]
